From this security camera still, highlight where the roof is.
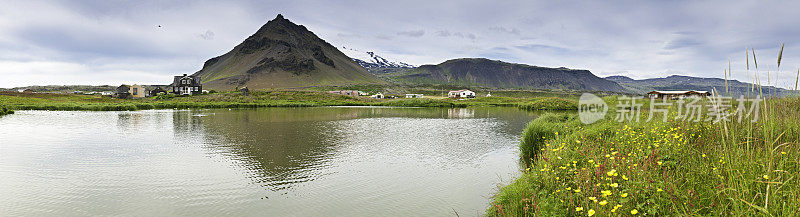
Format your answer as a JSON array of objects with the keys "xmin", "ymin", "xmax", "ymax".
[
  {"xmin": 172, "ymin": 74, "xmax": 202, "ymax": 86},
  {"xmin": 647, "ymin": 90, "xmax": 709, "ymax": 94},
  {"xmin": 449, "ymin": 89, "xmax": 473, "ymax": 93}
]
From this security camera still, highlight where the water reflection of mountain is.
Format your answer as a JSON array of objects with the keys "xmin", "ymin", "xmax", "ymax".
[
  {"xmin": 181, "ymin": 107, "xmax": 559, "ymax": 192},
  {"xmin": 188, "ymin": 108, "xmax": 346, "ymax": 191}
]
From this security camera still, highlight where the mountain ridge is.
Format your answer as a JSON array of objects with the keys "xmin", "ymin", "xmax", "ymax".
[
  {"xmin": 606, "ymin": 74, "xmax": 795, "ymax": 96},
  {"xmin": 391, "ymin": 58, "xmax": 626, "ymax": 92}
]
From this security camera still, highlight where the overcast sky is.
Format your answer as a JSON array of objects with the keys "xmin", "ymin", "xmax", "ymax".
[{"xmin": 2, "ymin": 0, "xmax": 800, "ymax": 89}]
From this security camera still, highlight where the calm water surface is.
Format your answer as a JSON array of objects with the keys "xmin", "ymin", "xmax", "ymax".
[{"xmin": 0, "ymin": 107, "xmax": 541, "ymax": 216}]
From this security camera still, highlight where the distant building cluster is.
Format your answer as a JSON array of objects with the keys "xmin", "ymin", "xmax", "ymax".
[
  {"xmin": 113, "ymin": 74, "xmax": 204, "ymax": 99},
  {"xmin": 326, "ymin": 89, "xmax": 480, "ymax": 100}
]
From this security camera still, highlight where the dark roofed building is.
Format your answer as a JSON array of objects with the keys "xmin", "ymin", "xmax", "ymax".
[
  {"xmin": 170, "ymin": 74, "xmax": 202, "ymax": 95},
  {"xmin": 115, "ymin": 85, "xmax": 131, "ymax": 99}
]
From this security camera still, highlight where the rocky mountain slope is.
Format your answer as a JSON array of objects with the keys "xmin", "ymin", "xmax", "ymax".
[
  {"xmin": 339, "ymin": 47, "xmax": 414, "ymax": 74},
  {"xmin": 392, "ymin": 58, "xmax": 626, "ymax": 92},
  {"xmin": 193, "ymin": 14, "xmax": 383, "ymax": 90}
]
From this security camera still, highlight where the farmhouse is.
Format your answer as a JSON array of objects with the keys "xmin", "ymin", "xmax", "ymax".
[
  {"xmin": 170, "ymin": 74, "xmax": 203, "ymax": 95},
  {"xmin": 370, "ymin": 93, "xmax": 384, "ymax": 99},
  {"xmin": 647, "ymin": 90, "xmax": 710, "ymax": 99},
  {"xmin": 448, "ymin": 90, "xmax": 476, "ymax": 99},
  {"xmin": 328, "ymin": 90, "xmax": 360, "ymax": 97}
]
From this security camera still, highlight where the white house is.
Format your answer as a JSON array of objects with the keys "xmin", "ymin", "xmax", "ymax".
[
  {"xmin": 448, "ymin": 89, "xmax": 476, "ymax": 99},
  {"xmin": 370, "ymin": 93, "xmax": 385, "ymax": 99},
  {"xmin": 405, "ymin": 94, "xmax": 423, "ymax": 98}
]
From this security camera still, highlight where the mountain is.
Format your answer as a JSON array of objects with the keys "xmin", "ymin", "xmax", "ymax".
[
  {"xmin": 392, "ymin": 58, "xmax": 626, "ymax": 92},
  {"xmin": 606, "ymin": 75, "xmax": 795, "ymax": 97},
  {"xmin": 193, "ymin": 14, "xmax": 383, "ymax": 90},
  {"xmin": 339, "ymin": 47, "xmax": 415, "ymax": 74}
]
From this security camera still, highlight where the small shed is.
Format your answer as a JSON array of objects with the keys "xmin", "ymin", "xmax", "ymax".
[
  {"xmin": 149, "ymin": 87, "xmax": 168, "ymax": 96},
  {"xmin": 405, "ymin": 94, "xmax": 424, "ymax": 98}
]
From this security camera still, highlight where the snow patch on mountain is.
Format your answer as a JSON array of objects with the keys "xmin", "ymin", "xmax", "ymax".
[{"xmin": 340, "ymin": 46, "xmax": 415, "ymax": 69}]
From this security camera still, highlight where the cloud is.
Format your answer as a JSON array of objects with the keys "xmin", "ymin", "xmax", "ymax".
[
  {"xmin": 2, "ymin": 0, "xmax": 800, "ymax": 89},
  {"xmin": 198, "ymin": 30, "xmax": 215, "ymax": 40},
  {"xmin": 396, "ymin": 30, "xmax": 425, "ymax": 37},
  {"xmin": 435, "ymin": 30, "xmax": 476, "ymax": 39},
  {"xmin": 489, "ymin": 26, "xmax": 520, "ymax": 35}
]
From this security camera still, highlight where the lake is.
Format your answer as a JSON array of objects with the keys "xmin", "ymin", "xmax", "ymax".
[{"xmin": 0, "ymin": 107, "xmax": 543, "ymax": 216}]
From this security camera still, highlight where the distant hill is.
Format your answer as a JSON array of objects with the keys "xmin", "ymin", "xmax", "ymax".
[
  {"xmin": 391, "ymin": 58, "xmax": 626, "ymax": 92},
  {"xmin": 606, "ymin": 75, "xmax": 795, "ymax": 97},
  {"xmin": 193, "ymin": 14, "xmax": 384, "ymax": 90}
]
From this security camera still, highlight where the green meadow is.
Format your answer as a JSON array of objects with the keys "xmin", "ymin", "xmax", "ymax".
[{"xmin": 0, "ymin": 90, "xmax": 580, "ymax": 111}]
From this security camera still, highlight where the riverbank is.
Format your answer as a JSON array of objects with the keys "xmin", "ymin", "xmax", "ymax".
[
  {"xmin": 0, "ymin": 91, "xmax": 579, "ymax": 111},
  {"xmin": 489, "ymin": 96, "xmax": 800, "ymax": 216},
  {"xmin": 0, "ymin": 107, "xmax": 13, "ymax": 116}
]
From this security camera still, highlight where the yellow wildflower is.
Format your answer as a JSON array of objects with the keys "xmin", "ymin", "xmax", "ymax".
[
  {"xmin": 763, "ymin": 175, "xmax": 769, "ymax": 180},
  {"xmin": 657, "ymin": 161, "xmax": 663, "ymax": 165},
  {"xmin": 622, "ymin": 175, "xmax": 628, "ymax": 180},
  {"xmin": 620, "ymin": 193, "xmax": 628, "ymax": 197},
  {"xmin": 587, "ymin": 209, "xmax": 595, "ymax": 216},
  {"xmin": 576, "ymin": 207, "xmax": 583, "ymax": 212},
  {"xmin": 657, "ymin": 188, "xmax": 663, "ymax": 192},
  {"xmin": 610, "ymin": 183, "xmax": 619, "ymax": 188},
  {"xmin": 574, "ymin": 188, "xmax": 581, "ymax": 193},
  {"xmin": 631, "ymin": 209, "xmax": 639, "ymax": 214},
  {"xmin": 599, "ymin": 200, "xmax": 608, "ymax": 206}
]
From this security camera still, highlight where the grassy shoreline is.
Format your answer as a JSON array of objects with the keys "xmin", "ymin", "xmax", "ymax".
[
  {"xmin": 489, "ymin": 96, "xmax": 800, "ymax": 216},
  {"xmin": 0, "ymin": 91, "xmax": 580, "ymax": 111},
  {"xmin": 0, "ymin": 107, "xmax": 13, "ymax": 116}
]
